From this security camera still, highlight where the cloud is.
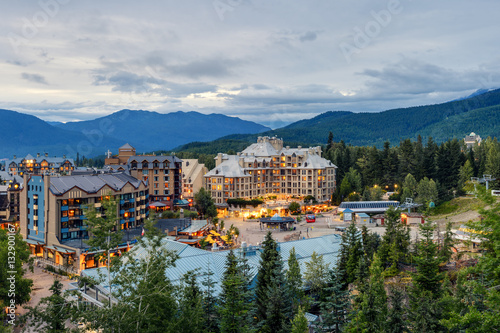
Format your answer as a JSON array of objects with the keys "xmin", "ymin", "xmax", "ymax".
[
  {"xmin": 299, "ymin": 31, "xmax": 317, "ymax": 42},
  {"xmin": 21, "ymin": 73, "xmax": 48, "ymax": 85},
  {"xmin": 164, "ymin": 57, "xmax": 242, "ymax": 79},
  {"xmin": 92, "ymin": 70, "xmax": 218, "ymax": 98},
  {"xmin": 358, "ymin": 58, "xmax": 500, "ymax": 95}
]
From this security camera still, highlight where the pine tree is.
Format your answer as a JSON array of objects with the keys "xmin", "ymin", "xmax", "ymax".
[
  {"xmin": 377, "ymin": 206, "xmax": 410, "ymax": 272},
  {"xmin": 303, "ymin": 252, "xmax": 330, "ymax": 300},
  {"xmin": 347, "ymin": 255, "xmax": 387, "ymax": 333},
  {"xmin": 176, "ymin": 271, "xmax": 204, "ymax": 333},
  {"xmin": 386, "ymin": 287, "xmax": 407, "ymax": 333},
  {"xmin": 423, "ymin": 136, "xmax": 438, "ymax": 180},
  {"xmin": 219, "ymin": 250, "xmax": 252, "ymax": 333},
  {"xmin": 319, "ymin": 269, "xmax": 350, "ymax": 332},
  {"xmin": 201, "ymin": 264, "xmax": 220, "ymax": 333},
  {"xmin": 337, "ymin": 222, "xmax": 362, "ymax": 286},
  {"xmin": 286, "ymin": 248, "xmax": 305, "ymax": 316},
  {"xmin": 254, "ymin": 232, "xmax": 291, "ymax": 331},
  {"xmin": 412, "ymin": 222, "xmax": 443, "ymax": 297},
  {"xmin": 291, "ymin": 306, "xmax": 309, "ymax": 333},
  {"xmin": 263, "ymin": 268, "xmax": 292, "ymax": 333}
]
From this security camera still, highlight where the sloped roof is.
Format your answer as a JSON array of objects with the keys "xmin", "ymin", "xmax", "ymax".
[
  {"xmin": 241, "ymin": 141, "xmax": 279, "ymax": 157},
  {"xmin": 119, "ymin": 143, "xmax": 135, "ymax": 150},
  {"xmin": 127, "ymin": 155, "xmax": 182, "ymax": 164},
  {"xmin": 205, "ymin": 155, "xmax": 249, "ymax": 178},
  {"xmin": 49, "ymin": 172, "xmax": 145, "ymax": 195},
  {"xmin": 300, "ymin": 153, "xmax": 337, "ymax": 169}
]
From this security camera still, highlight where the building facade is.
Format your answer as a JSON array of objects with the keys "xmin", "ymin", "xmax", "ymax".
[
  {"xmin": 19, "ymin": 172, "xmax": 148, "ymax": 271},
  {"xmin": 464, "ymin": 132, "xmax": 482, "ymax": 149},
  {"xmin": 0, "ymin": 172, "xmax": 23, "ymax": 230},
  {"xmin": 105, "ymin": 143, "xmax": 183, "ymax": 208},
  {"xmin": 204, "ymin": 136, "xmax": 337, "ymax": 205},
  {"xmin": 6, "ymin": 153, "xmax": 75, "ymax": 176},
  {"xmin": 181, "ymin": 159, "xmax": 207, "ymax": 205}
]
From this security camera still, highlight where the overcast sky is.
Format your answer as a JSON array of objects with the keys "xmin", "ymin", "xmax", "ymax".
[{"xmin": 2, "ymin": 0, "xmax": 500, "ymax": 128}]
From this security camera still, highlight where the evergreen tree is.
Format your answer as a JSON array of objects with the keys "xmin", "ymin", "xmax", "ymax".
[
  {"xmin": 337, "ymin": 222, "xmax": 362, "ymax": 286},
  {"xmin": 414, "ymin": 135, "xmax": 425, "ymax": 181},
  {"xmin": 286, "ymin": 248, "xmax": 305, "ymax": 316},
  {"xmin": 254, "ymin": 232, "xmax": 291, "ymax": 331},
  {"xmin": 399, "ymin": 139, "xmax": 416, "ymax": 181},
  {"xmin": 401, "ymin": 173, "xmax": 417, "ymax": 201},
  {"xmin": 319, "ymin": 269, "xmax": 350, "ymax": 333},
  {"xmin": 412, "ymin": 222, "xmax": 443, "ymax": 297},
  {"xmin": 377, "ymin": 206, "xmax": 410, "ymax": 273},
  {"xmin": 347, "ymin": 255, "xmax": 387, "ymax": 333},
  {"xmin": 176, "ymin": 271, "xmax": 204, "ymax": 333},
  {"xmin": 386, "ymin": 287, "xmax": 407, "ymax": 333},
  {"xmin": 416, "ymin": 177, "xmax": 438, "ymax": 205},
  {"xmin": 438, "ymin": 222, "xmax": 454, "ymax": 263},
  {"xmin": 423, "ymin": 136, "xmax": 438, "ymax": 180},
  {"xmin": 263, "ymin": 269, "xmax": 292, "ymax": 333},
  {"xmin": 202, "ymin": 264, "xmax": 220, "ymax": 333},
  {"xmin": 485, "ymin": 139, "xmax": 500, "ymax": 179},
  {"xmin": 219, "ymin": 250, "xmax": 252, "ymax": 333},
  {"xmin": 458, "ymin": 159, "xmax": 474, "ymax": 191},
  {"xmin": 290, "ymin": 306, "xmax": 309, "ymax": 333},
  {"xmin": 327, "ymin": 132, "xmax": 334, "ymax": 149},
  {"xmin": 304, "ymin": 252, "xmax": 330, "ymax": 300}
]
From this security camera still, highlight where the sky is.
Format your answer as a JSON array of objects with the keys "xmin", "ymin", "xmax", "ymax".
[{"xmin": 2, "ymin": 0, "xmax": 500, "ymax": 128}]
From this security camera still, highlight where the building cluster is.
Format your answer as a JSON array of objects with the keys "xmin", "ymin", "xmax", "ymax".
[
  {"xmin": 0, "ymin": 138, "xmax": 338, "ymax": 273},
  {"xmin": 204, "ymin": 136, "xmax": 337, "ymax": 206}
]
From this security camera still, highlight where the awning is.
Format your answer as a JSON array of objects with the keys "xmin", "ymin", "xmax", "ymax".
[
  {"xmin": 174, "ymin": 199, "xmax": 190, "ymax": 206},
  {"xmin": 25, "ymin": 238, "xmax": 45, "ymax": 246},
  {"xmin": 45, "ymin": 245, "xmax": 76, "ymax": 254},
  {"xmin": 149, "ymin": 201, "xmax": 167, "ymax": 208}
]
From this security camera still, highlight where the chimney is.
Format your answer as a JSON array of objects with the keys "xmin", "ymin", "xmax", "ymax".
[
  {"xmin": 37, "ymin": 153, "xmax": 40, "ymax": 158},
  {"xmin": 45, "ymin": 153, "xmax": 48, "ymax": 157},
  {"xmin": 13, "ymin": 155, "xmax": 16, "ymax": 159},
  {"xmin": 216, "ymin": 153, "xmax": 223, "ymax": 167},
  {"xmin": 63, "ymin": 155, "xmax": 66, "ymax": 159},
  {"xmin": 298, "ymin": 146, "xmax": 302, "ymax": 150}
]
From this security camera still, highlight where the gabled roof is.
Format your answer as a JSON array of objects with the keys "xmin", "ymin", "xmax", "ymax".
[
  {"xmin": 49, "ymin": 172, "xmax": 145, "ymax": 195},
  {"xmin": 205, "ymin": 155, "xmax": 249, "ymax": 178},
  {"xmin": 119, "ymin": 143, "xmax": 135, "ymax": 150},
  {"xmin": 127, "ymin": 155, "xmax": 182, "ymax": 164}
]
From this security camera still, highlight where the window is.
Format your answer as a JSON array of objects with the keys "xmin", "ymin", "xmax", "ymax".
[
  {"xmin": 154, "ymin": 190, "xmax": 159, "ymax": 195},
  {"xmin": 164, "ymin": 176, "xmax": 169, "ymax": 182},
  {"xmin": 164, "ymin": 190, "xmax": 170, "ymax": 195},
  {"xmin": 142, "ymin": 170, "xmax": 148, "ymax": 175},
  {"xmin": 154, "ymin": 176, "xmax": 159, "ymax": 182},
  {"xmin": 154, "ymin": 169, "xmax": 159, "ymax": 175}
]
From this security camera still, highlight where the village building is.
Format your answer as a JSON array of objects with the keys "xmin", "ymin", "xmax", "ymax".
[{"xmin": 204, "ymin": 136, "xmax": 337, "ymax": 207}]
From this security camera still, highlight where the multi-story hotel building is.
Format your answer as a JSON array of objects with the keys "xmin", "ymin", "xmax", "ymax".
[
  {"xmin": 19, "ymin": 172, "xmax": 148, "ymax": 271},
  {"xmin": 105, "ymin": 143, "xmax": 183, "ymax": 208},
  {"xmin": 182, "ymin": 159, "xmax": 207, "ymax": 205},
  {"xmin": 204, "ymin": 136, "xmax": 337, "ymax": 205},
  {"xmin": 6, "ymin": 153, "xmax": 75, "ymax": 176}
]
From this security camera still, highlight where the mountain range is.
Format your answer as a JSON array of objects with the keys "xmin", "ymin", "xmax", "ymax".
[
  {"xmin": 2, "ymin": 88, "xmax": 500, "ymax": 159},
  {"xmin": 176, "ymin": 88, "xmax": 500, "ymax": 153},
  {"xmin": 0, "ymin": 110, "xmax": 269, "ymax": 159}
]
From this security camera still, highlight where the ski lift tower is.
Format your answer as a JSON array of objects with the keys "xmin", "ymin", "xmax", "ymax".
[
  {"xmin": 399, "ymin": 197, "xmax": 422, "ymax": 213},
  {"xmin": 471, "ymin": 174, "xmax": 496, "ymax": 191}
]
